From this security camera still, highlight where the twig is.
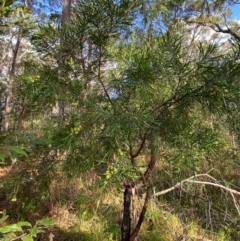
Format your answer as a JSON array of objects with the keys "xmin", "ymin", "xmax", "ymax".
[{"xmin": 11, "ymin": 233, "xmax": 28, "ymax": 241}]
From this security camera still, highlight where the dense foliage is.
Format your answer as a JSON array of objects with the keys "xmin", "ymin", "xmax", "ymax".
[{"xmin": 1, "ymin": 0, "xmax": 240, "ymax": 240}]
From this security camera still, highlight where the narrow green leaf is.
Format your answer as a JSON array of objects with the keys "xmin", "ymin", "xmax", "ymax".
[
  {"xmin": 21, "ymin": 235, "xmax": 33, "ymax": 241},
  {"xmin": 0, "ymin": 224, "xmax": 23, "ymax": 233},
  {"xmin": 0, "ymin": 152, "xmax": 7, "ymax": 161},
  {"xmin": 17, "ymin": 221, "xmax": 32, "ymax": 227},
  {"xmin": 37, "ymin": 218, "xmax": 56, "ymax": 227},
  {"xmin": 0, "ymin": 215, "xmax": 9, "ymax": 224},
  {"xmin": 9, "ymin": 146, "xmax": 28, "ymax": 156},
  {"xmin": 29, "ymin": 227, "xmax": 44, "ymax": 237}
]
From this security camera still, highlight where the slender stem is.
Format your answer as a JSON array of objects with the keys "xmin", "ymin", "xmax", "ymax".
[
  {"xmin": 130, "ymin": 132, "xmax": 148, "ymax": 159},
  {"xmin": 97, "ymin": 45, "xmax": 114, "ymax": 106},
  {"xmin": 129, "ymin": 187, "xmax": 152, "ymax": 241}
]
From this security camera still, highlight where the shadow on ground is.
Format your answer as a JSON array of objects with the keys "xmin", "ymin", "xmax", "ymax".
[{"xmin": 42, "ymin": 228, "xmax": 97, "ymax": 241}]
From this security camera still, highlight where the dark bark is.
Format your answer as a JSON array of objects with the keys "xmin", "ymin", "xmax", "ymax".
[
  {"xmin": 121, "ymin": 140, "xmax": 157, "ymax": 241},
  {"xmin": 121, "ymin": 185, "xmax": 132, "ymax": 241},
  {"xmin": 211, "ymin": 23, "xmax": 240, "ymax": 42},
  {"xmin": 185, "ymin": 20, "xmax": 240, "ymax": 42},
  {"xmin": 129, "ymin": 188, "xmax": 152, "ymax": 241},
  {"xmin": 97, "ymin": 45, "xmax": 114, "ymax": 106},
  {"xmin": 129, "ymin": 132, "xmax": 148, "ymax": 161}
]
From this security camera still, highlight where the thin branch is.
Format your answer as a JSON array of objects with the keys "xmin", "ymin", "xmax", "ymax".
[
  {"xmin": 129, "ymin": 187, "xmax": 152, "ymax": 241},
  {"xmin": 134, "ymin": 139, "xmax": 157, "ymax": 191},
  {"xmin": 130, "ymin": 132, "xmax": 148, "ymax": 159},
  {"xmin": 10, "ymin": 27, "xmax": 22, "ymax": 77},
  {"xmin": 152, "ymin": 78, "xmax": 204, "ymax": 113},
  {"xmin": 187, "ymin": 179, "xmax": 240, "ymax": 216},
  {"xmin": 186, "ymin": 180, "xmax": 240, "ymax": 195},
  {"xmin": 11, "ymin": 233, "xmax": 28, "ymax": 241},
  {"xmin": 97, "ymin": 46, "xmax": 114, "ymax": 106},
  {"xmin": 154, "ymin": 172, "xmax": 240, "ymax": 198},
  {"xmin": 152, "ymin": 93, "xmax": 177, "ymax": 113},
  {"xmin": 229, "ymin": 191, "xmax": 240, "ymax": 215},
  {"xmin": 211, "ymin": 23, "xmax": 240, "ymax": 41},
  {"xmin": 153, "ymin": 182, "xmax": 181, "ymax": 197},
  {"xmin": 186, "ymin": 19, "xmax": 240, "ymax": 42}
]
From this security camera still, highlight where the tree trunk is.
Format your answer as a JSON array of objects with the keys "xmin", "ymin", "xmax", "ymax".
[
  {"xmin": 53, "ymin": 0, "xmax": 72, "ymax": 119},
  {"xmin": 62, "ymin": 0, "xmax": 72, "ymax": 24},
  {"xmin": 121, "ymin": 139, "xmax": 156, "ymax": 241},
  {"xmin": 121, "ymin": 185, "xmax": 132, "ymax": 241},
  {"xmin": 129, "ymin": 188, "xmax": 152, "ymax": 241},
  {"xmin": 2, "ymin": 27, "xmax": 22, "ymax": 132}
]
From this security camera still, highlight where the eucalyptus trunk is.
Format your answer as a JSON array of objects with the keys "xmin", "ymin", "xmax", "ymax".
[
  {"xmin": 2, "ymin": 27, "xmax": 22, "ymax": 132},
  {"xmin": 53, "ymin": 0, "xmax": 72, "ymax": 119},
  {"xmin": 62, "ymin": 0, "xmax": 71, "ymax": 24}
]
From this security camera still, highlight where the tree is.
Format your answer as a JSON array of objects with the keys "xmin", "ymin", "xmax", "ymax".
[
  {"xmin": 153, "ymin": 0, "xmax": 240, "ymax": 41},
  {"xmin": 0, "ymin": 0, "xmax": 35, "ymax": 131},
  {"xmin": 25, "ymin": 1, "xmax": 240, "ymax": 240},
  {"xmin": 105, "ymin": 27, "xmax": 240, "ymax": 240},
  {"xmin": 2, "ymin": 0, "xmax": 240, "ymax": 240}
]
